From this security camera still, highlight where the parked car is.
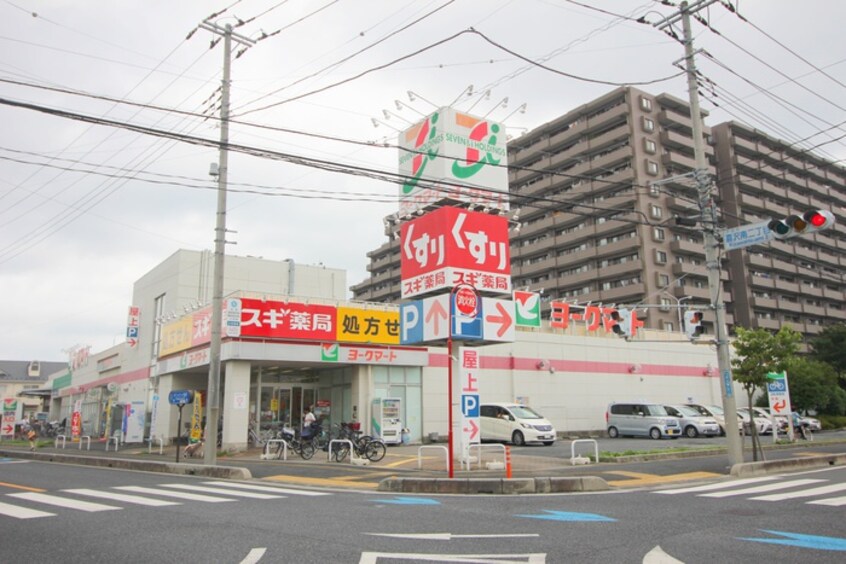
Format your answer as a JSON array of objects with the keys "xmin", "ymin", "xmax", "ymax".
[
  {"xmin": 479, "ymin": 403, "xmax": 556, "ymax": 446},
  {"xmin": 606, "ymin": 402, "xmax": 681, "ymax": 439},
  {"xmin": 751, "ymin": 406, "xmax": 789, "ymax": 431},
  {"xmin": 663, "ymin": 404, "xmax": 721, "ymax": 438},
  {"xmin": 684, "ymin": 403, "xmax": 728, "ymax": 435},
  {"xmin": 737, "ymin": 407, "xmax": 773, "ymax": 435}
]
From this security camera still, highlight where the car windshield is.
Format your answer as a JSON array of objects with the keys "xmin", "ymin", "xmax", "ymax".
[
  {"xmin": 509, "ymin": 405, "xmax": 543, "ymax": 419},
  {"xmin": 708, "ymin": 405, "xmax": 725, "ymax": 415},
  {"xmin": 646, "ymin": 405, "xmax": 669, "ymax": 416},
  {"xmin": 673, "ymin": 405, "xmax": 701, "ymax": 417}
]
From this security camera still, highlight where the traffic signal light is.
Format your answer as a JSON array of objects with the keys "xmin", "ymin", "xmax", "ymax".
[
  {"xmin": 610, "ymin": 308, "xmax": 632, "ymax": 338},
  {"xmin": 683, "ymin": 310, "xmax": 704, "ymax": 339},
  {"xmin": 767, "ymin": 210, "xmax": 835, "ymax": 239}
]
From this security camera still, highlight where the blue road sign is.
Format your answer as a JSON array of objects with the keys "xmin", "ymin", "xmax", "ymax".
[{"xmin": 168, "ymin": 390, "xmax": 194, "ymax": 406}]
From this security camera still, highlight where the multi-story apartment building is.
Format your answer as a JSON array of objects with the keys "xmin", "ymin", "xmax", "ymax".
[
  {"xmin": 352, "ymin": 86, "xmax": 846, "ymax": 341},
  {"xmin": 713, "ymin": 121, "xmax": 846, "ymax": 339}
]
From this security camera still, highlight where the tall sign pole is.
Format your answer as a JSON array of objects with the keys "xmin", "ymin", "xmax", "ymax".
[
  {"xmin": 199, "ymin": 21, "xmax": 255, "ymax": 465},
  {"xmin": 655, "ymin": 1, "xmax": 743, "ymax": 466}
]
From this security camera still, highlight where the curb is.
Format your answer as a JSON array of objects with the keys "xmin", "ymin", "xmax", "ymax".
[
  {"xmin": 730, "ymin": 452, "xmax": 846, "ymax": 477},
  {"xmin": 378, "ymin": 476, "xmax": 609, "ymax": 494},
  {"xmin": 0, "ymin": 449, "xmax": 251, "ymax": 480}
]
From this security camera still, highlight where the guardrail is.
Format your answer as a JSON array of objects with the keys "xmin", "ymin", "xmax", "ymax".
[
  {"xmin": 54, "ymin": 435, "xmax": 67, "ymax": 449},
  {"xmin": 570, "ymin": 438, "xmax": 599, "ymax": 465},
  {"xmin": 417, "ymin": 445, "xmax": 449, "ymax": 472},
  {"xmin": 78, "ymin": 435, "xmax": 91, "ymax": 451},
  {"xmin": 261, "ymin": 439, "xmax": 288, "ymax": 460},
  {"xmin": 328, "ymin": 439, "xmax": 353, "ymax": 462}
]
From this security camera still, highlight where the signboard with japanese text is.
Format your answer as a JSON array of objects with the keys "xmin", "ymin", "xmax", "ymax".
[
  {"xmin": 549, "ymin": 301, "xmax": 644, "ymax": 337},
  {"xmin": 723, "ymin": 221, "xmax": 772, "ymax": 251},
  {"xmin": 400, "ymin": 206, "xmax": 511, "ymax": 299},
  {"xmin": 336, "ymin": 306, "xmax": 400, "ymax": 345},
  {"xmin": 400, "ymin": 293, "xmax": 515, "ymax": 344},
  {"xmin": 225, "ymin": 298, "xmax": 242, "ymax": 337},
  {"xmin": 458, "ymin": 347, "xmax": 481, "ymax": 457},
  {"xmin": 126, "ymin": 306, "xmax": 140, "ymax": 348},
  {"xmin": 766, "ymin": 371, "xmax": 791, "ymax": 416},
  {"xmin": 398, "ymin": 107, "xmax": 509, "ymax": 216},
  {"xmin": 481, "ymin": 297, "xmax": 515, "ymax": 342},
  {"xmin": 1, "ymin": 398, "xmax": 17, "ymax": 439},
  {"xmin": 159, "ymin": 307, "xmax": 213, "ymax": 358},
  {"xmin": 400, "ymin": 295, "xmax": 450, "ymax": 344},
  {"xmin": 239, "ymin": 298, "xmax": 336, "ymax": 341}
]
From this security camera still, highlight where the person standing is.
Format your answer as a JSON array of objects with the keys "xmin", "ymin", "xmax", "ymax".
[
  {"xmin": 302, "ymin": 407, "xmax": 316, "ymax": 432},
  {"xmin": 27, "ymin": 426, "xmax": 37, "ymax": 451}
]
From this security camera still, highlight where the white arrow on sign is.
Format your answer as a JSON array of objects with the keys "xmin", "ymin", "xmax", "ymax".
[{"xmin": 365, "ymin": 533, "xmax": 539, "ymax": 541}]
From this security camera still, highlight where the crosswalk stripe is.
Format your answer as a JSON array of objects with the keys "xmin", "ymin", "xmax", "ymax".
[
  {"xmin": 655, "ymin": 476, "xmax": 779, "ymax": 494},
  {"xmin": 64, "ymin": 488, "xmax": 181, "ymax": 507},
  {"xmin": 699, "ymin": 479, "xmax": 826, "ymax": 498},
  {"xmin": 9, "ymin": 492, "xmax": 120, "ymax": 512},
  {"xmin": 0, "ymin": 500, "xmax": 55, "ymax": 519},
  {"xmin": 116, "ymin": 486, "xmax": 234, "ymax": 503},
  {"xmin": 159, "ymin": 484, "xmax": 282, "ymax": 499},
  {"xmin": 203, "ymin": 481, "xmax": 330, "ymax": 496},
  {"xmin": 808, "ymin": 496, "xmax": 846, "ymax": 507},
  {"xmin": 751, "ymin": 483, "xmax": 846, "ymax": 501}
]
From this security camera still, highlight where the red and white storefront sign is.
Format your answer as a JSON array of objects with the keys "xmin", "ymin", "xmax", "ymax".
[
  {"xmin": 239, "ymin": 298, "xmax": 336, "ymax": 340},
  {"xmin": 400, "ymin": 207, "xmax": 511, "ymax": 299}
]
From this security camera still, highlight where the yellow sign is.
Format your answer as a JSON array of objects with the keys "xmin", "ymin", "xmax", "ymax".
[
  {"xmin": 336, "ymin": 307, "xmax": 400, "ymax": 345},
  {"xmin": 159, "ymin": 316, "xmax": 193, "ymax": 357},
  {"xmin": 190, "ymin": 393, "xmax": 203, "ymax": 442},
  {"xmin": 271, "ymin": 398, "xmax": 278, "ymax": 412}
]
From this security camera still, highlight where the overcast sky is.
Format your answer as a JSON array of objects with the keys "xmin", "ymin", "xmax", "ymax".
[{"xmin": 1, "ymin": 0, "xmax": 844, "ymax": 362}]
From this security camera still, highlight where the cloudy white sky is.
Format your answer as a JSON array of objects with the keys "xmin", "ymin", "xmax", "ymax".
[{"xmin": 1, "ymin": 0, "xmax": 844, "ymax": 361}]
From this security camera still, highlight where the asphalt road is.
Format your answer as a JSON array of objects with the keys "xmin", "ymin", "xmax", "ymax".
[{"xmin": 1, "ymin": 458, "xmax": 845, "ymax": 563}]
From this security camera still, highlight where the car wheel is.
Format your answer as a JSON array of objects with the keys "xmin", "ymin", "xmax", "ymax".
[
  {"xmin": 607, "ymin": 426, "xmax": 619, "ymax": 438},
  {"xmin": 685, "ymin": 425, "xmax": 699, "ymax": 438},
  {"xmin": 649, "ymin": 427, "xmax": 662, "ymax": 440},
  {"xmin": 542, "ymin": 441, "xmax": 554, "ymax": 446},
  {"xmin": 511, "ymin": 431, "xmax": 525, "ymax": 446}
]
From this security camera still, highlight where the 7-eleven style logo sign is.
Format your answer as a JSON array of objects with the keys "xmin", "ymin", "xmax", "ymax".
[
  {"xmin": 398, "ymin": 107, "xmax": 509, "ymax": 216},
  {"xmin": 514, "ymin": 291, "xmax": 541, "ymax": 327},
  {"xmin": 321, "ymin": 343, "xmax": 339, "ymax": 362}
]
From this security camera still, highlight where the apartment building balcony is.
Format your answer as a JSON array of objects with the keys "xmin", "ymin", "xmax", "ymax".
[
  {"xmin": 517, "ymin": 174, "xmax": 554, "ymax": 199},
  {"xmin": 749, "ymin": 274, "xmax": 776, "ymax": 289},
  {"xmin": 760, "ymin": 179, "xmax": 788, "ymax": 199},
  {"xmin": 803, "ymin": 323, "xmax": 825, "ymax": 337},
  {"xmin": 771, "ymin": 257, "xmax": 797, "ymax": 275},
  {"xmin": 738, "ymin": 192, "xmax": 765, "ymax": 211},
  {"xmin": 548, "ymin": 120, "xmax": 588, "ymax": 152},
  {"xmin": 590, "ymin": 259, "xmax": 644, "ymax": 281},
  {"xmin": 777, "ymin": 299, "xmax": 803, "ymax": 313},
  {"xmin": 598, "ymin": 282, "xmax": 646, "ymax": 303},
  {"xmin": 514, "ymin": 236, "xmax": 554, "ymax": 257},
  {"xmin": 826, "ymin": 304, "xmax": 845, "ymax": 316},
  {"xmin": 669, "ymin": 284, "xmax": 714, "ymax": 302},
  {"xmin": 369, "ymin": 268, "xmax": 399, "ymax": 286},
  {"xmin": 671, "ymin": 262, "xmax": 707, "ymax": 277},
  {"xmin": 751, "ymin": 296, "xmax": 778, "ymax": 310},
  {"xmin": 517, "ymin": 256, "xmax": 558, "ymax": 279},
  {"xmin": 823, "ymin": 287, "xmax": 844, "ymax": 301},
  {"xmin": 731, "ymin": 134, "xmax": 758, "ymax": 153},
  {"xmin": 547, "ymin": 143, "xmax": 584, "ymax": 171},
  {"xmin": 657, "ymin": 109, "xmax": 693, "ymax": 132},
  {"xmin": 755, "ymin": 317, "xmax": 781, "ymax": 330},
  {"xmin": 658, "ymin": 129, "xmax": 695, "ymax": 152},
  {"xmin": 588, "ymin": 145, "xmax": 632, "ymax": 173},
  {"xmin": 587, "ymin": 126, "xmax": 629, "ymax": 153},
  {"xmin": 799, "ymin": 283, "xmax": 823, "ymax": 298},
  {"xmin": 747, "ymin": 253, "xmax": 770, "ymax": 269},
  {"xmin": 817, "ymin": 249, "xmax": 839, "ymax": 265},
  {"xmin": 670, "ymin": 239, "xmax": 706, "ymax": 256},
  {"xmin": 784, "ymin": 171, "xmax": 806, "ymax": 188},
  {"xmin": 803, "ymin": 304, "xmax": 826, "ymax": 317},
  {"xmin": 776, "ymin": 280, "xmax": 800, "ymax": 294},
  {"xmin": 585, "ymin": 102, "xmax": 629, "ymax": 132},
  {"xmin": 511, "ymin": 165, "xmax": 547, "ymax": 187}
]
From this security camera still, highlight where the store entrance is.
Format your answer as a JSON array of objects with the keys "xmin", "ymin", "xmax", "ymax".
[{"xmin": 259, "ymin": 385, "xmax": 316, "ymax": 431}]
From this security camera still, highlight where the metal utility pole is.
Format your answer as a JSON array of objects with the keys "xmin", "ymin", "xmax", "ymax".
[
  {"xmin": 654, "ymin": 1, "xmax": 743, "ymax": 467},
  {"xmin": 199, "ymin": 21, "xmax": 255, "ymax": 466}
]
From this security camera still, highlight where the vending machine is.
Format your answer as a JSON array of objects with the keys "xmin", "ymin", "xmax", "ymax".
[{"xmin": 371, "ymin": 397, "xmax": 403, "ymax": 444}]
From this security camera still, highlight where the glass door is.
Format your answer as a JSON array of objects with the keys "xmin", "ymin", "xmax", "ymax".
[{"xmin": 276, "ymin": 388, "xmax": 292, "ymax": 428}]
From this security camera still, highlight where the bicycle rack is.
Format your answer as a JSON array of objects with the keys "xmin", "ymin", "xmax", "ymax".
[
  {"xmin": 55, "ymin": 435, "xmax": 67, "ymax": 449},
  {"xmin": 262, "ymin": 439, "xmax": 288, "ymax": 461},
  {"xmin": 105, "ymin": 433, "xmax": 120, "ymax": 452},
  {"xmin": 78, "ymin": 435, "xmax": 91, "ymax": 450},
  {"xmin": 417, "ymin": 445, "xmax": 449, "ymax": 472},
  {"xmin": 570, "ymin": 439, "xmax": 599, "ymax": 465},
  {"xmin": 328, "ymin": 439, "xmax": 353, "ymax": 462},
  {"xmin": 146, "ymin": 436, "xmax": 164, "ymax": 455},
  {"xmin": 464, "ymin": 443, "xmax": 506, "ymax": 471}
]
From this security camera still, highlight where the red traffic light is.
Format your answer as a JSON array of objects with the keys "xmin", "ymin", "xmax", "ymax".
[
  {"xmin": 768, "ymin": 210, "xmax": 835, "ymax": 239},
  {"xmin": 804, "ymin": 210, "xmax": 831, "ymax": 228}
]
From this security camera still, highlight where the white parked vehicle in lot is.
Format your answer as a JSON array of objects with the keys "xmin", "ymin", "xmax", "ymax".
[
  {"xmin": 664, "ymin": 404, "xmax": 721, "ymax": 438},
  {"xmin": 606, "ymin": 402, "xmax": 681, "ymax": 440},
  {"xmin": 737, "ymin": 407, "xmax": 774, "ymax": 435},
  {"xmin": 479, "ymin": 403, "xmax": 556, "ymax": 446}
]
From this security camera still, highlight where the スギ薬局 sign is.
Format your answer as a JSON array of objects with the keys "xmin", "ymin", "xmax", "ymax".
[{"xmin": 400, "ymin": 206, "xmax": 511, "ymax": 299}]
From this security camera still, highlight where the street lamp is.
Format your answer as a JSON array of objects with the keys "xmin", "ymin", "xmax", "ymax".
[{"xmin": 662, "ymin": 293, "xmax": 692, "ymax": 332}]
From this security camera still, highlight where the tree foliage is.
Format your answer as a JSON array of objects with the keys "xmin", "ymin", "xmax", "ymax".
[
  {"xmin": 731, "ymin": 326, "xmax": 801, "ymax": 395},
  {"xmin": 809, "ymin": 324, "xmax": 846, "ymax": 379},
  {"xmin": 784, "ymin": 357, "xmax": 838, "ymax": 413}
]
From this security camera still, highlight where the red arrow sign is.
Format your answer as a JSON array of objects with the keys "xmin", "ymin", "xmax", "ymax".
[
  {"xmin": 2, "ymin": 424, "xmax": 13, "ymax": 434},
  {"xmin": 426, "ymin": 298, "xmax": 448, "ymax": 337},
  {"xmin": 486, "ymin": 301, "xmax": 513, "ymax": 338},
  {"xmin": 772, "ymin": 399, "xmax": 787, "ymax": 413},
  {"xmin": 464, "ymin": 419, "xmax": 479, "ymax": 441}
]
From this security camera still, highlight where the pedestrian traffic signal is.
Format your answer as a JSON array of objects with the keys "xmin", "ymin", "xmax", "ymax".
[
  {"xmin": 683, "ymin": 310, "xmax": 704, "ymax": 339},
  {"xmin": 767, "ymin": 210, "xmax": 835, "ymax": 239},
  {"xmin": 610, "ymin": 308, "xmax": 632, "ymax": 339}
]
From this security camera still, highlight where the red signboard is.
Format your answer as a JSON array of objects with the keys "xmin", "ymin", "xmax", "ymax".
[
  {"xmin": 239, "ymin": 298, "xmax": 336, "ymax": 341},
  {"xmin": 400, "ymin": 207, "xmax": 511, "ymax": 299},
  {"xmin": 454, "ymin": 286, "xmax": 478, "ymax": 317}
]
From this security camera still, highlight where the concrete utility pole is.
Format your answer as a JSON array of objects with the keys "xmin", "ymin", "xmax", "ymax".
[
  {"xmin": 654, "ymin": 0, "xmax": 743, "ymax": 467},
  {"xmin": 199, "ymin": 20, "xmax": 255, "ymax": 466}
]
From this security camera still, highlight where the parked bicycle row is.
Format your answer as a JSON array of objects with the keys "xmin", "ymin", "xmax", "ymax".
[{"xmin": 256, "ymin": 420, "xmax": 386, "ymax": 463}]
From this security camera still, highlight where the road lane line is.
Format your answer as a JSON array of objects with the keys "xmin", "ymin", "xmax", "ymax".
[
  {"xmin": 751, "ymin": 483, "xmax": 846, "ymax": 501},
  {"xmin": 64, "ymin": 488, "xmax": 180, "ymax": 506},
  {"xmin": 0, "ymin": 481, "xmax": 46, "ymax": 493},
  {"xmin": 808, "ymin": 495, "xmax": 846, "ymax": 507},
  {"xmin": 0, "ymin": 500, "xmax": 55, "ymax": 519},
  {"xmin": 9, "ymin": 492, "xmax": 120, "ymax": 512},
  {"xmin": 204, "ymin": 481, "xmax": 329, "ymax": 496},
  {"xmin": 116, "ymin": 486, "xmax": 234, "ymax": 503},
  {"xmin": 264, "ymin": 474, "xmax": 380, "ymax": 489},
  {"xmin": 700, "ymin": 479, "xmax": 826, "ymax": 498},
  {"xmin": 655, "ymin": 476, "xmax": 779, "ymax": 494},
  {"xmin": 605, "ymin": 471, "xmax": 721, "ymax": 487},
  {"xmin": 159, "ymin": 484, "xmax": 282, "ymax": 499}
]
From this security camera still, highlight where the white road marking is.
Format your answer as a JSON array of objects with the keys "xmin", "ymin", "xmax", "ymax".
[
  {"xmin": 159, "ymin": 483, "xmax": 282, "ymax": 499},
  {"xmin": 751, "ymin": 483, "xmax": 846, "ymax": 501},
  {"xmin": 655, "ymin": 476, "xmax": 779, "ymax": 494},
  {"xmin": 116, "ymin": 485, "xmax": 234, "ymax": 503},
  {"xmin": 808, "ymin": 495, "xmax": 846, "ymax": 507},
  {"xmin": 240, "ymin": 548, "xmax": 266, "ymax": 564},
  {"xmin": 64, "ymin": 488, "xmax": 181, "ymax": 506},
  {"xmin": 9, "ymin": 492, "xmax": 120, "ymax": 512},
  {"xmin": 0, "ymin": 500, "xmax": 55, "ymax": 519},
  {"xmin": 699, "ymin": 479, "xmax": 826, "ymax": 498},
  {"xmin": 204, "ymin": 481, "xmax": 329, "ymax": 496}
]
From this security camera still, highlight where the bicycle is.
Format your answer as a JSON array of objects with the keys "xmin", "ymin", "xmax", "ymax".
[{"xmin": 332, "ymin": 422, "xmax": 386, "ymax": 463}]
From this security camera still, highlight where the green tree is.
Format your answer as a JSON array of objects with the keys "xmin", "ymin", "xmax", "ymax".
[
  {"xmin": 809, "ymin": 324, "xmax": 846, "ymax": 381},
  {"xmin": 784, "ymin": 357, "xmax": 838, "ymax": 413},
  {"xmin": 731, "ymin": 326, "xmax": 801, "ymax": 459}
]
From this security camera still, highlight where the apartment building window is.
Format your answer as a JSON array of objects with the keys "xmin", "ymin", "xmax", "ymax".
[
  {"xmin": 640, "ymin": 96, "xmax": 653, "ymax": 111},
  {"xmin": 643, "ymin": 138, "xmax": 657, "ymax": 154},
  {"xmin": 664, "ymin": 321, "xmax": 675, "ymax": 332},
  {"xmin": 646, "ymin": 160, "xmax": 659, "ymax": 176},
  {"xmin": 650, "ymin": 204, "xmax": 663, "ymax": 219},
  {"xmin": 658, "ymin": 273, "xmax": 670, "ymax": 287},
  {"xmin": 653, "ymin": 227, "xmax": 665, "ymax": 241},
  {"xmin": 642, "ymin": 116, "xmax": 655, "ymax": 132},
  {"xmin": 655, "ymin": 250, "xmax": 667, "ymax": 264},
  {"xmin": 649, "ymin": 182, "xmax": 661, "ymax": 197},
  {"xmin": 660, "ymin": 297, "xmax": 672, "ymax": 311}
]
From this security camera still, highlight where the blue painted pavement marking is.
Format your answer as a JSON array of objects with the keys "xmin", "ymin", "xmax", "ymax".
[
  {"xmin": 740, "ymin": 530, "xmax": 846, "ymax": 551},
  {"xmin": 374, "ymin": 497, "xmax": 440, "ymax": 505},
  {"xmin": 516, "ymin": 510, "xmax": 616, "ymax": 522}
]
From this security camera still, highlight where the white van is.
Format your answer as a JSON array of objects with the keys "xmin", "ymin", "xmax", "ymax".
[{"xmin": 480, "ymin": 403, "xmax": 556, "ymax": 446}]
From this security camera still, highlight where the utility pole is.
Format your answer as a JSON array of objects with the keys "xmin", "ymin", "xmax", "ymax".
[
  {"xmin": 199, "ymin": 20, "xmax": 255, "ymax": 466},
  {"xmin": 654, "ymin": 1, "xmax": 743, "ymax": 467}
]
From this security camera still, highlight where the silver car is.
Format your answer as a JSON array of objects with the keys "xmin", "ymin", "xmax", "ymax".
[{"xmin": 664, "ymin": 404, "xmax": 721, "ymax": 438}]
